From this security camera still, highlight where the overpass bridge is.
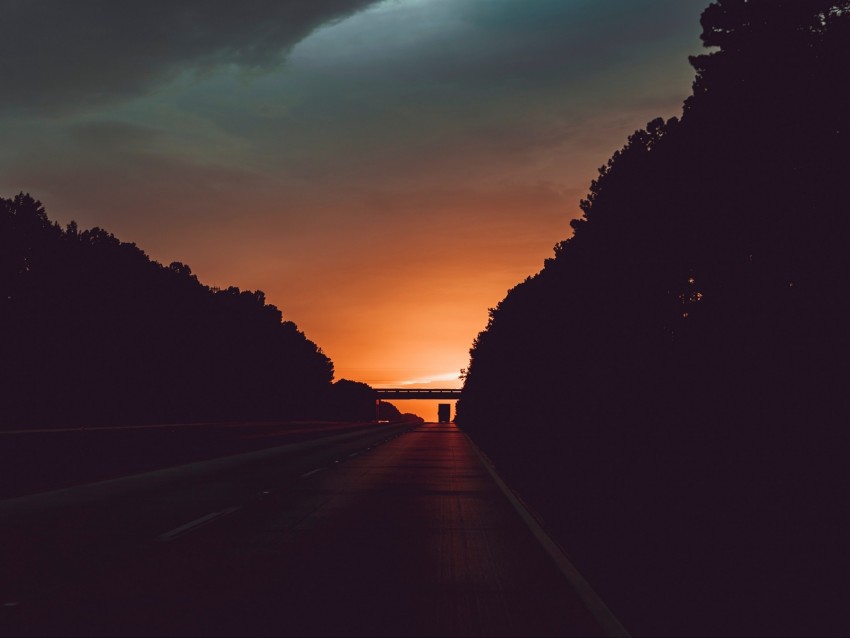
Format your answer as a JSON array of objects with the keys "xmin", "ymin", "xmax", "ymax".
[{"xmin": 375, "ymin": 388, "xmax": 462, "ymax": 400}]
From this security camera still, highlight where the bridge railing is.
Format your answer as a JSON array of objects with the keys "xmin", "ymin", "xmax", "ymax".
[{"xmin": 375, "ymin": 389, "xmax": 462, "ymax": 399}]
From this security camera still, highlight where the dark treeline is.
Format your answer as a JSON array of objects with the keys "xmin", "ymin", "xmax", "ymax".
[
  {"xmin": 378, "ymin": 399, "xmax": 425, "ymax": 425},
  {"xmin": 458, "ymin": 1, "xmax": 850, "ymax": 635},
  {"xmin": 0, "ymin": 193, "xmax": 391, "ymax": 427},
  {"xmin": 326, "ymin": 379, "xmax": 424, "ymax": 424}
]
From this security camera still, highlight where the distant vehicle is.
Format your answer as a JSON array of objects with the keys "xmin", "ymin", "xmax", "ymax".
[{"xmin": 438, "ymin": 404, "xmax": 451, "ymax": 423}]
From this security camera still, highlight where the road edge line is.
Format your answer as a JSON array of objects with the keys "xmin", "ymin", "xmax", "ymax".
[{"xmin": 464, "ymin": 433, "xmax": 630, "ymax": 638}]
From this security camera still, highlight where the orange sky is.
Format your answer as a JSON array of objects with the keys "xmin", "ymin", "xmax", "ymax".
[{"xmin": 0, "ymin": 0, "xmax": 707, "ymax": 419}]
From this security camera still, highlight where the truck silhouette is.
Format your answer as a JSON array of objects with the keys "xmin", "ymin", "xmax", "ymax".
[{"xmin": 438, "ymin": 404, "xmax": 451, "ymax": 423}]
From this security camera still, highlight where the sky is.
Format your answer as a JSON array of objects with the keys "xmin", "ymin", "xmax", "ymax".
[{"xmin": 0, "ymin": 0, "xmax": 708, "ymax": 419}]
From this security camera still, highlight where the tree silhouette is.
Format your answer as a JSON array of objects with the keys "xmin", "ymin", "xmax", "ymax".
[
  {"xmin": 325, "ymin": 379, "xmax": 377, "ymax": 422},
  {"xmin": 377, "ymin": 400, "xmax": 424, "ymax": 424},
  {"xmin": 0, "ymin": 193, "xmax": 338, "ymax": 427},
  {"xmin": 458, "ymin": 1, "xmax": 850, "ymax": 634}
]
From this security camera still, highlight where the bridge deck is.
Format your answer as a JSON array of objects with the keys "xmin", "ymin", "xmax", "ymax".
[{"xmin": 375, "ymin": 388, "xmax": 462, "ymax": 400}]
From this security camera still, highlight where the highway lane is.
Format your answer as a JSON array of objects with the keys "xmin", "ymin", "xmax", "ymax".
[
  {"xmin": 2, "ymin": 423, "xmax": 618, "ymax": 636},
  {"xmin": 0, "ymin": 420, "xmax": 401, "ymax": 499},
  {"xmin": 0, "ymin": 422, "xmax": 415, "ymax": 627}
]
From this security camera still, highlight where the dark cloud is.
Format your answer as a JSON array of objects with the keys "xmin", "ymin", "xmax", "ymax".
[{"xmin": 0, "ymin": 0, "xmax": 375, "ymax": 113}]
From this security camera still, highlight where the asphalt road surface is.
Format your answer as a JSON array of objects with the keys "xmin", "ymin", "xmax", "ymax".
[
  {"xmin": 1, "ymin": 423, "xmax": 617, "ymax": 636},
  {"xmin": 0, "ymin": 420, "xmax": 401, "ymax": 499}
]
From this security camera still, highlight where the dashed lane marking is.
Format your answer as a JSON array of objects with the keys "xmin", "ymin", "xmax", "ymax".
[
  {"xmin": 300, "ymin": 468, "xmax": 324, "ymax": 479},
  {"xmin": 156, "ymin": 506, "xmax": 241, "ymax": 542}
]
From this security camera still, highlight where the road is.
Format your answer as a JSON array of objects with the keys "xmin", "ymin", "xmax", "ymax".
[
  {"xmin": 1, "ymin": 423, "xmax": 620, "ymax": 636},
  {"xmin": 0, "ymin": 419, "xmax": 398, "ymax": 499}
]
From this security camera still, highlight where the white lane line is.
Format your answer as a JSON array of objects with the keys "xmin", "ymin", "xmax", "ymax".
[
  {"xmin": 466, "ymin": 434, "xmax": 630, "ymax": 638},
  {"xmin": 156, "ymin": 506, "xmax": 240, "ymax": 542},
  {"xmin": 300, "ymin": 468, "xmax": 324, "ymax": 478},
  {"xmin": 347, "ymin": 452, "xmax": 360, "ymax": 458}
]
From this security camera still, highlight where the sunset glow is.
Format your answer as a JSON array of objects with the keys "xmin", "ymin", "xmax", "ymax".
[
  {"xmin": 394, "ymin": 372, "xmax": 462, "ymax": 388},
  {"xmin": 0, "ymin": 0, "xmax": 707, "ymax": 418}
]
